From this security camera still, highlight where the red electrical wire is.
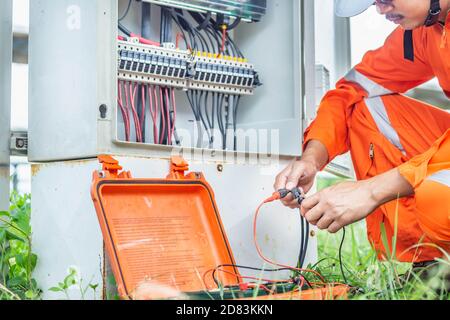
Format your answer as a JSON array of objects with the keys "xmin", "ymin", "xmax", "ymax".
[
  {"xmin": 124, "ymin": 82, "xmax": 134, "ymax": 142},
  {"xmin": 148, "ymin": 85, "xmax": 159, "ymax": 144},
  {"xmin": 128, "ymin": 82, "xmax": 143, "ymax": 143},
  {"xmin": 164, "ymin": 88, "xmax": 172, "ymax": 145},
  {"xmin": 159, "ymin": 87, "xmax": 166, "ymax": 145},
  {"xmin": 176, "ymin": 33, "xmax": 183, "ymax": 50},
  {"xmin": 117, "ymin": 81, "xmax": 130, "ymax": 142},
  {"xmin": 128, "ymin": 33, "xmax": 160, "ymax": 47},
  {"xmin": 171, "ymin": 88, "xmax": 177, "ymax": 145},
  {"xmin": 140, "ymin": 84, "xmax": 146, "ymax": 138},
  {"xmin": 253, "ymin": 193, "xmax": 327, "ymax": 283},
  {"xmin": 218, "ymin": 26, "xmax": 227, "ymax": 58}
]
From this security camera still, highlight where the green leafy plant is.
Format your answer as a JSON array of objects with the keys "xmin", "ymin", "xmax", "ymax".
[
  {"xmin": 50, "ymin": 267, "xmax": 99, "ymax": 300},
  {"xmin": 0, "ymin": 193, "xmax": 41, "ymax": 300}
]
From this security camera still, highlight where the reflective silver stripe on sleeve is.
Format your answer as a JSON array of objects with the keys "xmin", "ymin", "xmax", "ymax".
[
  {"xmin": 427, "ymin": 170, "xmax": 450, "ymax": 188},
  {"xmin": 364, "ymin": 96, "xmax": 406, "ymax": 155},
  {"xmin": 344, "ymin": 69, "xmax": 392, "ymax": 98}
]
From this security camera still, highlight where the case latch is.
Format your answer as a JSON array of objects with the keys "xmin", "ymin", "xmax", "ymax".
[
  {"xmin": 98, "ymin": 155, "xmax": 123, "ymax": 178},
  {"xmin": 168, "ymin": 156, "xmax": 190, "ymax": 179}
]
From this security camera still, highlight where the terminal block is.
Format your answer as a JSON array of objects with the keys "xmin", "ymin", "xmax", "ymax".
[
  {"xmin": 117, "ymin": 39, "xmax": 190, "ymax": 88},
  {"xmin": 117, "ymin": 40, "xmax": 261, "ymax": 95},
  {"xmin": 189, "ymin": 52, "xmax": 261, "ymax": 95}
]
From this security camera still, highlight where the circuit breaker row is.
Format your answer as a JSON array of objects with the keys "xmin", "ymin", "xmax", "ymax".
[
  {"xmin": 188, "ymin": 54, "xmax": 258, "ymax": 95},
  {"xmin": 117, "ymin": 40, "xmax": 260, "ymax": 95}
]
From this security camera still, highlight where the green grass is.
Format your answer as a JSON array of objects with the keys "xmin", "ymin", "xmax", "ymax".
[
  {"xmin": 313, "ymin": 175, "xmax": 450, "ymax": 300},
  {"xmin": 315, "ymin": 223, "xmax": 449, "ymax": 300}
]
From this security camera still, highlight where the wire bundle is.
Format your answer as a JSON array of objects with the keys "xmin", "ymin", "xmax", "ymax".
[
  {"xmin": 117, "ymin": 80, "xmax": 178, "ymax": 145},
  {"xmin": 203, "ymin": 191, "xmax": 331, "ymax": 296},
  {"xmin": 118, "ymin": 3, "xmax": 248, "ymax": 150},
  {"xmin": 170, "ymin": 9, "xmax": 245, "ymax": 151},
  {"xmin": 186, "ymin": 91, "xmax": 241, "ymax": 150}
]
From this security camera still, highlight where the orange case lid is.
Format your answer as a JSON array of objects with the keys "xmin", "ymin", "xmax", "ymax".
[{"xmin": 91, "ymin": 156, "xmax": 240, "ymax": 299}]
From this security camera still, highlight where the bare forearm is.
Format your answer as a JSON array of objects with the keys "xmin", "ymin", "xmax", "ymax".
[
  {"xmin": 367, "ymin": 168, "xmax": 415, "ymax": 206},
  {"xmin": 302, "ymin": 140, "xmax": 329, "ymax": 171}
]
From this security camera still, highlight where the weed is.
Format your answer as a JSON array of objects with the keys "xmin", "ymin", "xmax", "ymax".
[
  {"xmin": 50, "ymin": 267, "xmax": 99, "ymax": 300},
  {"xmin": 0, "ymin": 193, "xmax": 41, "ymax": 300}
]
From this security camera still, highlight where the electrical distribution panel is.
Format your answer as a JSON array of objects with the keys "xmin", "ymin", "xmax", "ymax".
[
  {"xmin": 115, "ymin": 0, "xmax": 267, "ymax": 150},
  {"xmin": 29, "ymin": 0, "xmax": 313, "ymax": 162},
  {"xmin": 28, "ymin": 0, "xmax": 320, "ymax": 300}
]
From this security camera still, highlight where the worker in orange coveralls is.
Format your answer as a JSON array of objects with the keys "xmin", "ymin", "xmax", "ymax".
[{"xmin": 275, "ymin": 0, "xmax": 450, "ymax": 264}]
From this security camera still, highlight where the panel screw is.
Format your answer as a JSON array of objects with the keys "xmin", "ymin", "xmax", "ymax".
[
  {"xmin": 99, "ymin": 104, "xmax": 108, "ymax": 119},
  {"xmin": 217, "ymin": 164, "xmax": 224, "ymax": 172},
  {"xmin": 16, "ymin": 139, "xmax": 25, "ymax": 149}
]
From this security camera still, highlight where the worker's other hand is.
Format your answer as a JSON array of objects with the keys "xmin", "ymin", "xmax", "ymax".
[
  {"xmin": 301, "ymin": 180, "xmax": 379, "ymax": 233},
  {"xmin": 274, "ymin": 158, "xmax": 319, "ymax": 209}
]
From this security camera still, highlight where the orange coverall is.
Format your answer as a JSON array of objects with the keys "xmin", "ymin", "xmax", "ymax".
[{"xmin": 304, "ymin": 15, "xmax": 450, "ymax": 262}]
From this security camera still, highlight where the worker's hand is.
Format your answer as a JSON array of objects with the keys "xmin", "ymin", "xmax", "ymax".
[
  {"xmin": 301, "ymin": 180, "xmax": 379, "ymax": 233},
  {"xmin": 274, "ymin": 158, "xmax": 319, "ymax": 209}
]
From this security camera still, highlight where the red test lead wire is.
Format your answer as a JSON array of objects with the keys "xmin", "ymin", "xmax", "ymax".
[{"xmin": 253, "ymin": 192, "xmax": 327, "ymax": 283}]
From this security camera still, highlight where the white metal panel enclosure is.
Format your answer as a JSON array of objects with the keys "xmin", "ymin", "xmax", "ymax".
[
  {"xmin": 0, "ymin": 0, "xmax": 13, "ymax": 211},
  {"xmin": 28, "ymin": 0, "xmax": 319, "ymax": 299},
  {"xmin": 28, "ymin": 0, "xmax": 314, "ymax": 161}
]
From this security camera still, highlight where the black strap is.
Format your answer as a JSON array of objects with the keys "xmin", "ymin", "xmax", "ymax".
[
  {"xmin": 404, "ymin": 30, "xmax": 414, "ymax": 62},
  {"xmin": 424, "ymin": 0, "xmax": 441, "ymax": 27},
  {"xmin": 403, "ymin": 0, "xmax": 441, "ymax": 62}
]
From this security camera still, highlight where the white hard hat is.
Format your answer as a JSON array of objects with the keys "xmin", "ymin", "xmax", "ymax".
[{"xmin": 335, "ymin": 0, "xmax": 375, "ymax": 17}]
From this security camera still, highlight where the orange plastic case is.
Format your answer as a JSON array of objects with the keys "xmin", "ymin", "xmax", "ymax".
[
  {"xmin": 91, "ymin": 155, "xmax": 240, "ymax": 299},
  {"xmin": 91, "ymin": 155, "xmax": 349, "ymax": 300}
]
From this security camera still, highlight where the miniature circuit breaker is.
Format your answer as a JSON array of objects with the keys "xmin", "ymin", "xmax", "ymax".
[{"xmin": 118, "ymin": 40, "xmax": 190, "ymax": 88}]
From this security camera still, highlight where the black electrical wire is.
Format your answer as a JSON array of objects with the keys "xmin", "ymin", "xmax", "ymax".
[
  {"xmin": 217, "ymin": 94, "xmax": 227, "ymax": 149},
  {"xmin": 197, "ymin": 91, "xmax": 212, "ymax": 147},
  {"xmin": 211, "ymin": 92, "xmax": 216, "ymax": 147},
  {"xmin": 170, "ymin": 9, "xmax": 199, "ymax": 52},
  {"xmin": 227, "ymin": 35, "xmax": 244, "ymax": 58},
  {"xmin": 232, "ymin": 95, "xmax": 241, "ymax": 151},
  {"xmin": 203, "ymin": 92, "xmax": 215, "ymax": 148},
  {"xmin": 170, "ymin": 10, "xmax": 192, "ymax": 43},
  {"xmin": 301, "ymin": 222, "xmax": 310, "ymax": 268},
  {"xmin": 298, "ymin": 217, "xmax": 309, "ymax": 269},
  {"xmin": 118, "ymin": 21, "xmax": 132, "ymax": 36},
  {"xmin": 226, "ymin": 17, "xmax": 241, "ymax": 31},
  {"xmin": 212, "ymin": 264, "xmax": 312, "ymax": 290},
  {"xmin": 203, "ymin": 26, "xmax": 218, "ymax": 53},
  {"xmin": 189, "ymin": 11, "xmax": 211, "ymax": 31},
  {"xmin": 339, "ymin": 227, "xmax": 348, "ymax": 284},
  {"xmin": 119, "ymin": 0, "xmax": 133, "ymax": 22},
  {"xmin": 298, "ymin": 217, "xmax": 305, "ymax": 269},
  {"xmin": 159, "ymin": 88, "xmax": 167, "ymax": 145},
  {"xmin": 170, "ymin": 11, "xmax": 190, "ymax": 50}
]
